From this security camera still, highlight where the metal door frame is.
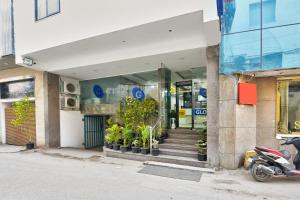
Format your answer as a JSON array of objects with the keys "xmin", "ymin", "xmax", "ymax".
[{"xmin": 175, "ymin": 80, "xmax": 194, "ymax": 129}]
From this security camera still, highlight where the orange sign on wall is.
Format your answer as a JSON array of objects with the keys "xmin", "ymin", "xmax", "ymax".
[{"xmin": 238, "ymin": 83, "xmax": 257, "ymax": 105}]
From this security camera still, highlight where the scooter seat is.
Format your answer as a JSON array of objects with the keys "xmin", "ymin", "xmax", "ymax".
[{"xmin": 279, "ymin": 150, "xmax": 291, "ymax": 160}]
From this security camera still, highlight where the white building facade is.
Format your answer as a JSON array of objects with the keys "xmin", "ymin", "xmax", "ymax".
[{"xmin": 1, "ymin": 0, "xmax": 222, "ymax": 167}]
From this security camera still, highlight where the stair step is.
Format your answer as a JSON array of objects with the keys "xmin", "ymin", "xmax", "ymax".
[
  {"xmin": 167, "ymin": 129, "xmax": 199, "ymax": 135},
  {"xmin": 168, "ymin": 134, "xmax": 199, "ymax": 140},
  {"xmin": 160, "ymin": 148, "xmax": 198, "ymax": 158},
  {"xmin": 105, "ymin": 148, "xmax": 207, "ymax": 168},
  {"xmin": 159, "ymin": 143, "xmax": 198, "ymax": 151},
  {"xmin": 165, "ymin": 138, "xmax": 197, "ymax": 145},
  {"xmin": 151, "ymin": 155, "xmax": 206, "ymax": 168}
]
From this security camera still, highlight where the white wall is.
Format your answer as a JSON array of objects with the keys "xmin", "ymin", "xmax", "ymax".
[
  {"xmin": 14, "ymin": 0, "xmax": 217, "ymax": 59},
  {"xmin": 0, "ymin": 103, "xmax": 9, "ymax": 143},
  {"xmin": 60, "ymin": 110, "xmax": 84, "ymax": 148}
]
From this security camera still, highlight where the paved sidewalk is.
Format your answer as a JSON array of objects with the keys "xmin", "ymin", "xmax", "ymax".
[
  {"xmin": 0, "ymin": 144, "xmax": 26, "ymax": 153},
  {"xmin": 1, "ymin": 148, "xmax": 299, "ymax": 200},
  {"xmin": 38, "ymin": 148, "xmax": 104, "ymax": 160}
]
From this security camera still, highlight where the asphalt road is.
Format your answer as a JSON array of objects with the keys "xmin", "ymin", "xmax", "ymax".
[{"xmin": 0, "ymin": 149, "xmax": 299, "ymax": 200}]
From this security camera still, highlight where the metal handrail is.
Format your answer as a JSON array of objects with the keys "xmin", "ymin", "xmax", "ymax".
[{"xmin": 150, "ymin": 118, "xmax": 162, "ymax": 154}]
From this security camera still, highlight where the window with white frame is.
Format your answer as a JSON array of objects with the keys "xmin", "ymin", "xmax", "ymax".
[
  {"xmin": 277, "ymin": 78, "xmax": 300, "ymax": 136},
  {"xmin": 35, "ymin": 0, "xmax": 60, "ymax": 21}
]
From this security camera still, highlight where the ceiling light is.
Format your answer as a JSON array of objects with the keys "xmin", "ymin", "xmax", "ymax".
[
  {"xmin": 179, "ymin": 57, "xmax": 185, "ymax": 60},
  {"xmin": 168, "ymin": 29, "xmax": 173, "ymax": 32},
  {"xmin": 122, "ymin": 40, "xmax": 126, "ymax": 43},
  {"xmin": 23, "ymin": 57, "xmax": 33, "ymax": 66}
]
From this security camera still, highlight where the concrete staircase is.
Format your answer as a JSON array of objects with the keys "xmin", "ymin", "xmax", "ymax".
[
  {"xmin": 160, "ymin": 129, "xmax": 199, "ymax": 159},
  {"xmin": 105, "ymin": 129, "xmax": 207, "ymax": 168}
]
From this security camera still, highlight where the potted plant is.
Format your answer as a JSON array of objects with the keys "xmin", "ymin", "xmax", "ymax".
[
  {"xmin": 196, "ymin": 140, "xmax": 207, "ymax": 161},
  {"xmin": 120, "ymin": 127, "xmax": 133, "ymax": 153},
  {"xmin": 170, "ymin": 110, "xmax": 176, "ymax": 129},
  {"xmin": 157, "ymin": 128, "xmax": 164, "ymax": 144},
  {"xmin": 139, "ymin": 125, "xmax": 150, "ymax": 155},
  {"xmin": 104, "ymin": 134, "xmax": 113, "ymax": 149},
  {"xmin": 131, "ymin": 139, "xmax": 141, "ymax": 153},
  {"xmin": 195, "ymin": 129, "xmax": 207, "ymax": 161},
  {"xmin": 151, "ymin": 139, "xmax": 160, "ymax": 156},
  {"xmin": 106, "ymin": 124, "xmax": 121, "ymax": 151},
  {"xmin": 11, "ymin": 96, "xmax": 35, "ymax": 150}
]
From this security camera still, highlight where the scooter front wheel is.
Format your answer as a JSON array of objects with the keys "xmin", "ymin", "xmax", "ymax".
[{"xmin": 250, "ymin": 163, "xmax": 272, "ymax": 182}]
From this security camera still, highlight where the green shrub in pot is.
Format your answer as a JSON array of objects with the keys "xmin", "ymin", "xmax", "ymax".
[
  {"xmin": 120, "ymin": 126, "xmax": 133, "ymax": 153},
  {"xmin": 138, "ymin": 125, "xmax": 150, "ymax": 155},
  {"xmin": 106, "ymin": 124, "xmax": 122, "ymax": 151},
  {"xmin": 131, "ymin": 139, "xmax": 141, "ymax": 153},
  {"xmin": 11, "ymin": 96, "xmax": 35, "ymax": 150}
]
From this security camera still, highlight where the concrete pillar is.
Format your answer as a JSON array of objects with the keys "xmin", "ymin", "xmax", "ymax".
[
  {"xmin": 219, "ymin": 75, "xmax": 256, "ymax": 169},
  {"xmin": 158, "ymin": 67, "xmax": 171, "ymax": 129},
  {"xmin": 206, "ymin": 45, "xmax": 220, "ymax": 167},
  {"xmin": 256, "ymin": 77, "xmax": 279, "ymax": 149},
  {"xmin": 33, "ymin": 70, "xmax": 47, "ymax": 147},
  {"xmin": 44, "ymin": 73, "xmax": 60, "ymax": 148}
]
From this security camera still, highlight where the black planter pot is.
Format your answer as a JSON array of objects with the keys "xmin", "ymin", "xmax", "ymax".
[
  {"xmin": 105, "ymin": 142, "xmax": 109, "ymax": 148},
  {"xmin": 108, "ymin": 143, "xmax": 113, "ymax": 149},
  {"xmin": 198, "ymin": 154, "xmax": 207, "ymax": 161},
  {"xmin": 127, "ymin": 145, "xmax": 132, "ymax": 151},
  {"xmin": 151, "ymin": 148, "xmax": 160, "ymax": 156},
  {"xmin": 26, "ymin": 143, "xmax": 35, "ymax": 150},
  {"xmin": 120, "ymin": 146, "xmax": 129, "ymax": 153},
  {"xmin": 158, "ymin": 137, "xmax": 164, "ymax": 144},
  {"xmin": 141, "ymin": 148, "xmax": 150, "ymax": 155},
  {"xmin": 113, "ymin": 144, "xmax": 120, "ymax": 151},
  {"xmin": 164, "ymin": 133, "xmax": 169, "ymax": 139},
  {"xmin": 132, "ymin": 146, "xmax": 141, "ymax": 153}
]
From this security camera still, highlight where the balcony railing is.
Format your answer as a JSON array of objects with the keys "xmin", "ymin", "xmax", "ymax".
[{"xmin": 0, "ymin": 0, "xmax": 14, "ymax": 57}]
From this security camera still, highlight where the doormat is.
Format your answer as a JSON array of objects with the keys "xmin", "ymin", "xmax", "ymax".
[{"xmin": 138, "ymin": 165, "xmax": 202, "ymax": 182}]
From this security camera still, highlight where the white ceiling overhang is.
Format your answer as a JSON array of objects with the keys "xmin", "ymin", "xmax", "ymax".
[{"xmin": 19, "ymin": 11, "xmax": 219, "ymax": 80}]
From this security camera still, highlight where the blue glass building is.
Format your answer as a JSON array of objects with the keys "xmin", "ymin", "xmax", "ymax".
[{"xmin": 220, "ymin": 0, "xmax": 300, "ymax": 74}]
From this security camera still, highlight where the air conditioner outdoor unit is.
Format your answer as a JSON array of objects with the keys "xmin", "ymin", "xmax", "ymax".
[
  {"xmin": 60, "ymin": 77, "xmax": 80, "ymax": 95},
  {"xmin": 60, "ymin": 94, "xmax": 80, "ymax": 111}
]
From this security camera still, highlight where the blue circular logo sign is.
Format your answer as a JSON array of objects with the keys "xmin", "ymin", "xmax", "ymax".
[
  {"xmin": 132, "ymin": 87, "xmax": 145, "ymax": 100},
  {"xmin": 199, "ymin": 88, "xmax": 207, "ymax": 99},
  {"xmin": 93, "ymin": 85, "xmax": 104, "ymax": 98}
]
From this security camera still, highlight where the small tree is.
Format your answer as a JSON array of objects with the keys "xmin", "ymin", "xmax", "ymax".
[{"xmin": 11, "ymin": 96, "xmax": 35, "ymax": 144}]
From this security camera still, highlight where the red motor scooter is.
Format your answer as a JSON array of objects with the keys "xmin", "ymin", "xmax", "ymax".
[{"xmin": 249, "ymin": 136, "xmax": 300, "ymax": 182}]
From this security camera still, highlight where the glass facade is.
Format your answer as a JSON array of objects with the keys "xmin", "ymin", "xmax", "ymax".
[
  {"xmin": 80, "ymin": 71, "xmax": 159, "ymax": 115},
  {"xmin": 80, "ymin": 67, "xmax": 207, "ymax": 130},
  {"xmin": 220, "ymin": 0, "xmax": 300, "ymax": 74},
  {"xmin": 0, "ymin": 79, "xmax": 35, "ymax": 99}
]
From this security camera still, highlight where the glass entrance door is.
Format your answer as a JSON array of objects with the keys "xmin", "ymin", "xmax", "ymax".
[
  {"xmin": 193, "ymin": 79, "xmax": 207, "ymax": 129},
  {"xmin": 176, "ymin": 81, "xmax": 193, "ymax": 128}
]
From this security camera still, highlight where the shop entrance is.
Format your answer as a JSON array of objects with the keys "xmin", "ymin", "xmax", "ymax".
[
  {"xmin": 172, "ymin": 78, "xmax": 207, "ymax": 130},
  {"xmin": 176, "ymin": 81, "xmax": 193, "ymax": 128}
]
